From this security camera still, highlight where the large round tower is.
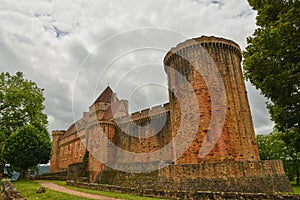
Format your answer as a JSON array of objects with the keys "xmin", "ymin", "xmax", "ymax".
[{"xmin": 164, "ymin": 36, "xmax": 260, "ymax": 164}]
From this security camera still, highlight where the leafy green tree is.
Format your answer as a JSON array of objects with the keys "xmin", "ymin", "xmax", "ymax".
[
  {"xmin": 0, "ymin": 131, "xmax": 5, "ymax": 179},
  {"xmin": 280, "ymin": 129, "xmax": 300, "ymax": 184},
  {"xmin": 256, "ymin": 132, "xmax": 288, "ymax": 160},
  {"xmin": 2, "ymin": 123, "xmax": 51, "ymax": 179},
  {"xmin": 0, "ymin": 71, "xmax": 48, "ymax": 178},
  {"xmin": 0, "ymin": 72, "xmax": 47, "ymax": 136},
  {"xmin": 256, "ymin": 131, "xmax": 300, "ymax": 183},
  {"xmin": 244, "ymin": 0, "xmax": 300, "ymax": 183}
]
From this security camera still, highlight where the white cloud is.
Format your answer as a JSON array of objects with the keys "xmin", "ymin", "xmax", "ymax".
[{"xmin": 0, "ymin": 0, "xmax": 273, "ymax": 134}]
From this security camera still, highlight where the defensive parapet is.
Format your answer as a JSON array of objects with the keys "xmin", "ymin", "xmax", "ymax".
[{"xmin": 114, "ymin": 103, "xmax": 170, "ymax": 125}]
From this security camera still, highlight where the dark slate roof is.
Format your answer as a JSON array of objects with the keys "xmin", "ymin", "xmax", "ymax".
[{"xmin": 93, "ymin": 86, "xmax": 118, "ymax": 104}]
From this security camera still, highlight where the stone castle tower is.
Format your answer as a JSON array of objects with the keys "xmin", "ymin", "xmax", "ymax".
[
  {"xmin": 164, "ymin": 36, "xmax": 259, "ymax": 164},
  {"xmin": 49, "ymin": 36, "xmax": 292, "ymax": 193}
]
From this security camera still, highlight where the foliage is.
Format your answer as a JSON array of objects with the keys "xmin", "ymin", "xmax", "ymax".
[
  {"xmin": 244, "ymin": 0, "xmax": 300, "ymax": 184},
  {"xmin": 256, "ymin": 132, "xmax": 288, "ymax": 160},
  {"xmin": 0, "ymin": 72, "xmax": 48, "ymax": 177},
  {"xmin": 30, "ymin": 121, "xmax": 52, "ymax": 164},
  {"xmin": 291, "ymin": 180, "xmax": 300, "ymax": 194},
  {"xmin": 12, "ymin": 180, "xmax": 90, "ymax": 200},
  {"xmin": 256, "ymin": 131, "xmax": 300, "ymax": 182},
  {"xmin": 82, "ymin": 150, "xmax": 89, "ymax": 177},
  {"xmin": 0, "ymin": 71, "xmax": 47, "ymax": 137},
  {"xmin": 82, "ymin": 150, "xmax": 89, "ymax": 165},
  {"xmin": 0, "ymin": 131, "xmax": 5, "ymax": 178},
  {"xmin": 2, "ymin": 123, "xmax": 51, "ymax": 179}
]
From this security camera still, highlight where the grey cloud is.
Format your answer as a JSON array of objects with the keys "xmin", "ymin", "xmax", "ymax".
[
  {"xmin": 246, "ymin": 82, "xmax": 274, "ymax": 134},
  {"xmin": 0, "ymin": 0, "xmax": 273, "ymax": 135}
]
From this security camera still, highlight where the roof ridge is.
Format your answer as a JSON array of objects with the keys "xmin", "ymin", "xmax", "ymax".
[{"xmin": 93, "ymin": 86, "xmax": 118, "ymax": 104}]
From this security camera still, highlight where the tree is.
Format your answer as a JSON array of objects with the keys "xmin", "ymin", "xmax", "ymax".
[
  {"xmin": 0, "ymin": 71, "xmax": 48, "ymax": 178},
  {"xmin": 256, "ymin": 132, "xmax": 288, "ymax": 161},
  {"xmin": 0, "ymin": 72, "xmax": 47, "ymax": 136},
  {"xmin": 256, "ymin": 131, "xmax": 299, "ymax": 181},
  {"xmin": 1, "ymin": 123, "xmax": 51, "ymax": 179},
  {"xmin": 280, "ymin": 129, "xmax": 300, "ymax": 184},
  {"xmin": 243, "ymin": 0, "xmax": 300, "ymax": 183},
  {"xmin": 0, "ymin": 131, "xmax": 5, "ymax": 179}
]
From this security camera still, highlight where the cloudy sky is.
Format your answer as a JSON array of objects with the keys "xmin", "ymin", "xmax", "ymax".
[{"xmin": 0, "ymin": 0, "xmax": 274, "ymax": 134}]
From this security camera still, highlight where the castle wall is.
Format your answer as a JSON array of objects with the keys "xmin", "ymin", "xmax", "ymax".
[
  {"xmin": 49, "ymin": 102, "xmax": 172, "ymax": 179},
  {"xmin": 164, "ymin": 36, "xmax": 259, "ymax": 164},
  {"xmin": 49, "ymin": 36, "xmax": 292, "ymax": 195},
  {"xmin": 115, "ymin": 112, "xmax": 171, "ymax": 154},
  {"xmin": 96, "ymin": 160, "xmax": 292, "ymax": 193},
  {"xmin": 68, "ymin": 181, "xmax": 299, "ymax": 200},
  {"xmin": 84, "ymin": 104, "xmax": 171, "ymax": 181},
  {"xmin": 51, "ymin": 127, "xmax": 87, "ymax": 170},
  {"xmin": 86, "ymin": 121, "xmax": 114, "ymax": 182}
]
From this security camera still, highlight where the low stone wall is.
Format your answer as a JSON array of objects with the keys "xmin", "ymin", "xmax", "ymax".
[
  {"xmin": 96, "ymin": 160, "xmax": 293, "ymax": 193},
  {"xmin": 0, "ymin": 181, "xmax": 25, "ymax": 200},
  {"xmin": 67, "ymin": 162, "xmax": 88, "ymax": 182},
  {"xmin": 67, "ymin": 181, "xmax": 300, "ymax": 200},
  {"xmin": 36, "ymin": 170, "xmax": 67, "ymax": 180}
]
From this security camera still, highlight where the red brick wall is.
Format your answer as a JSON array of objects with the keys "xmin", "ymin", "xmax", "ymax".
[
  {"xmin": 50, "ymin": 36, "xmax": 260, "ymax": 182},
  {"xmin": 50, "ymin": 130, "xmax": 65, "ymax": 172},
  {"xmin": 164, "ymin": 36, "xmax": 259, "ymax": 164},
  {"xmin": 53, "ymin": 129, "xmax": 87, "ymax": 170}
]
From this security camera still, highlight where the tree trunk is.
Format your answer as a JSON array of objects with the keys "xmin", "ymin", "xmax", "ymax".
[
  {"xmin": 297, "ymin": 169, "xmax": 300, "ymax": 185},
  {"xmin": 0, "ymin": 164, "xmax": 4, "ymax": 180},
  {"xmin": 19, "ymin": 169, "xmax": 27, "ymax": 180}
]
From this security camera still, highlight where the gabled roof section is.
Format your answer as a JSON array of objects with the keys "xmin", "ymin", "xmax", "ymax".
[
  {"xmin": 93, "ymin": 86, "xmax": 118, "ymax": 104},
  {"xmin": 102, "ymin": 101, "xmax": 121, "ymax": 120},
  {"xmin": 61, "ymin": 123, "xmax": 76, "ymax": 139}
]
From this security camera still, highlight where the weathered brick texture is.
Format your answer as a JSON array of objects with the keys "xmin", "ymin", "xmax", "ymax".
[
  {"xmin": 164, "ymin": 36, "xmax": 259, "ymax": 164},
  {"xmin": 49, "ymin": 36, "xmax": 292, "ymax": 193}
]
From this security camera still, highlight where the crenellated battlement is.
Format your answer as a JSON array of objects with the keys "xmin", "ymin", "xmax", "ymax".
[
  {"xmin": 114, "ymin": 103, "xmax": 170, "ymax": 124},
  {"xmin": 164, "ymin": 36, "xmax": 241, "ymax": 66},
  {"xmin": 52, "ymin": 130, "xmax": 66, "ymax": 136}
]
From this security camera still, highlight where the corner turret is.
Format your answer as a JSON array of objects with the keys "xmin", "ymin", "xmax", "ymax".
[{"xmin": 50, "ymin": 130, "xmax": 65, "ymax": 172}]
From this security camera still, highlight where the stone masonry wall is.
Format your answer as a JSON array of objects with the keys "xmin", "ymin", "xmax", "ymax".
[
  {"xmin": 36, "ymin": 170, "xmax": 67, "ymax": 180},
  {"xmin": 50, "ymin": 130, "xmax": 65, "ymax": 171},
  {"xmin": 164, "ymin": 36, "xmax": 259, "ymax": 164},
  {"xmin": 115, "ymin": 112, "xmax": 171, "ymax": 154},
  {"xmin": 50, "ymin": 36, "xmax": 292, "ymax": 195},
  {"xmin": 96, "ymin": 160, "xmax": 292, "ymax": 193},
  {"xmin": 68, "ymin": 181, "xmax": 300, "ymax": 200}
]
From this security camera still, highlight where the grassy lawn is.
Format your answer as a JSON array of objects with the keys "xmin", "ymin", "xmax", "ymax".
[
  {"xmin": 12, "ymin": 180, "xmax": 90, "ymax": 200},
  {"xmin": 12, "ymin": 180, "xmax": 163, "ymax": 200},
  {"xmin": 40, "ymin": 180, "xmax": 163, "ymax": 200},
  {"xmin": 291, "ymin": 180, "xmax": 300, "ymax": 194}
]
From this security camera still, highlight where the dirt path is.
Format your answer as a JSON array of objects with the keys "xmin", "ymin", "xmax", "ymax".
[{"xmin": 39, "ymin": 182, "xmax": 121, "ymax": 200}]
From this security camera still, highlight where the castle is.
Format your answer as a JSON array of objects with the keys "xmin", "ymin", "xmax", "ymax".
[{"xmin": 50, "ymin": 36, "xmax": 292, "ymax": 193}]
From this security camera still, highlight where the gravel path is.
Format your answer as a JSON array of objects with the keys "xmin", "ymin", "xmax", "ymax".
[{"xmin": 39, "ymin": 182, "xmax": 121, "ymax": 200}]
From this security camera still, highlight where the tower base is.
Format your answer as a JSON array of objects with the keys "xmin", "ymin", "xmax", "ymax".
[{"xmin": 96, "ymin": 160, "xmax": 292, "ymax": 193}]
